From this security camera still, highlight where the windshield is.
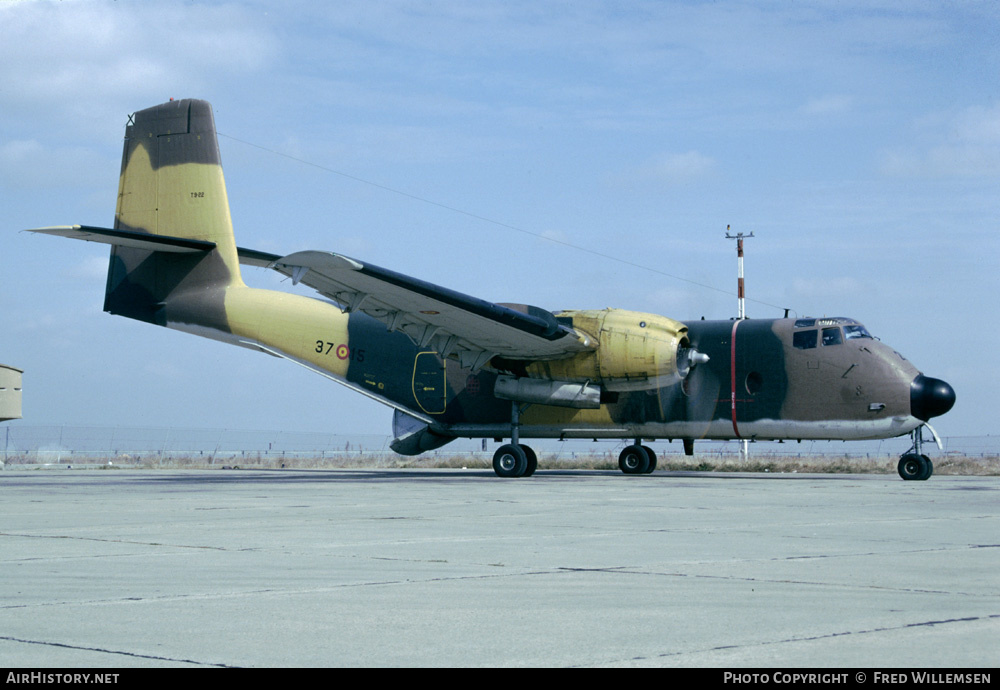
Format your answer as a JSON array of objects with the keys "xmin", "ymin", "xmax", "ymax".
[
  {"xmin": 844, "ymin": 324, "xmax": 873, "ymax": 340},
  {"xmin": 791, "ymin": 318, "xmax": 873, "ymax": 349}
]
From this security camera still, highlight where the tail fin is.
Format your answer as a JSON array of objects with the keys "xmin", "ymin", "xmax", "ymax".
[{"xmin": 105, "ymin": 99, "xmax": 244, "ymax": 326}]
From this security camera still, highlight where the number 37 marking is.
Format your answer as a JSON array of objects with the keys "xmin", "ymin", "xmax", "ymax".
[{"xmin": 316, "ymin": 341, "xmax": 365, "ymax": 362}]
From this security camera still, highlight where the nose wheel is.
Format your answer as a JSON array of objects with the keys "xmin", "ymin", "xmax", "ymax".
[
  {"xmin": 898, "ymin": 426, "xmax": 934, "ymax": 481},
  {"xmin": 898, "ymin": 453, "xmax": 933, "ymax": 481}
]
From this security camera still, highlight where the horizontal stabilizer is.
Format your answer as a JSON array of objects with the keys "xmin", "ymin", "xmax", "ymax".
[
  {"xmin": 28, "ymin": 225, "xmax": 282, "ymax": 269},
  {"xmin": 28, "ymin": 225, "xmax": 217, "ymax": 253}
]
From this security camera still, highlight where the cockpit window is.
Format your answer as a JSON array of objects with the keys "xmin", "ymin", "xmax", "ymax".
[
  {"xmin": 844, "ymin": 324, "xmax": 873, "ymax": 340},
  {"xmin": 796, "ymin": 317, "xmax": 861, "ymax": 328},
  {"xmin": 793, "ymin": 329, "xmax": 818, "ymax": 349},
  {"xmin": 822, "ymin": 327, "xmax": 842, "ymax": 346}
]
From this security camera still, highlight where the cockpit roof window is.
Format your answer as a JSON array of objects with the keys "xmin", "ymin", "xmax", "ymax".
[{"xmin": 795, "ymin": 317, "xmax": 858, "ymax": 328}]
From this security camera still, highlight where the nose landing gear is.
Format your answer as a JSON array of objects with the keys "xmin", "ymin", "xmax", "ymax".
[{"xmin": 898, "ymin": 426, "xmax": 934, "ymax": 481}]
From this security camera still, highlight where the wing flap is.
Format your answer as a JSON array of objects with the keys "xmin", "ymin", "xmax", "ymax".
[
  {"xmin": 236, "ymin": 246, "xmax": 281, "ymax": 268},
  {"xmin": 269, "ymin": 250, "xmax": 594, "ymax": 363}
]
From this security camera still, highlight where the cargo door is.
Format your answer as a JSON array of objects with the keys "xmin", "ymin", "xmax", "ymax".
[{"xmin": 412, "ymin": 352, "xmax": 446, "ymax": 414}]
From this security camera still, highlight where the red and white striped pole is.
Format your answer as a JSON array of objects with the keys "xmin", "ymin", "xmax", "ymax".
[
  {"xmin": 726, "ymin": 225, "xmax": 754, "ymax": 320},
  {"xmin": 725, "ymin": 226, "xmax": 754, "ymax": 460}
]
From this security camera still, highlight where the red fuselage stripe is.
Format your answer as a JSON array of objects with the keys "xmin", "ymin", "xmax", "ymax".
[{"xmin": 730, "ymin": 319, "xmax": 741, "ymax": 438}]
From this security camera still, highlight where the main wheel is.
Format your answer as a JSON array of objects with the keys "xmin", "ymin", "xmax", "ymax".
[
  {"xmin": 493, "ymin": 444, "xmax": 528, "ymax": 478},
  {"xmin": 520, "ymin": 445, "xmax": 538, "ymax": 477},
  {"xmin": 641, "ymin": 445, "xmax": 657, "ymax": 473},
  {"xmin": 619, "ymin": 445, "xmax": 650, "ymax": 475},
  {"xmin": 898, "ymin": 453, "xmax": 930, "ymax": 481}
]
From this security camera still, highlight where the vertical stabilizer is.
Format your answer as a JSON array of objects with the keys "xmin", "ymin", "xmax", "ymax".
[{"xmin": 105, "ymin": 99, "xmax": 243, "ymax": 328}]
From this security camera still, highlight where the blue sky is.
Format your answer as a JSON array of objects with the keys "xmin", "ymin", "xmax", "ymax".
[{"xmin": 2, "ymin": 0, "xmax": 997, "ymax": 442}]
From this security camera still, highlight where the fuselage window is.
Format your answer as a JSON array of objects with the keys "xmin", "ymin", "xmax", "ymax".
[
  {"xmin": 793, "ymin": 329, "xmax": 818, "ymax": 349},
  {"xmin": 822, "ymin": 327, "xmax": 843, "ymax": 346}
]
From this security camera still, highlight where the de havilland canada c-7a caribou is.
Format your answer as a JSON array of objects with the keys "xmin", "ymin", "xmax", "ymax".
[{"xmin": 29, "ymin": 99, "xmax": 956, "ymax": 479}]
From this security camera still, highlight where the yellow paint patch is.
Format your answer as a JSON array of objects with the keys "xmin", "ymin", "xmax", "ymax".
[
  {"xmin": 225, "ymin": 287, "xmax": 351, "ymax": 378},
  {"xmin": 521, "ymin": 401, "xmax": 616, "ymax": 428},
  {"xmin": 529, "ymin": 308, "xmax": 687, "ymax": 391},
  {"xmin": 116, "ymin": 141, "xmax": 242, "ymax": 282}
]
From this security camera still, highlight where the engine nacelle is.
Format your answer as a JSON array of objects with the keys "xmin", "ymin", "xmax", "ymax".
[
  {"xmin": 390, "ymin": 409, "xmax": 456, "ymax": 455},
  {"xmin": 494, "ymin": 375, "xmax": 602, "ymax": 409},
  {"xmin": 524, "ymin": 309, "xmax": 704, "ymax": 392}
]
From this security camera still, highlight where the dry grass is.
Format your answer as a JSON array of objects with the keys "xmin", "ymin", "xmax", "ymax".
[{"xmin": 5, "ymin": 451, "xmax": 997, "ymax": 475}]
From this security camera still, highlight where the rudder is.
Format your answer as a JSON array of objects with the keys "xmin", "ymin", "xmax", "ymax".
[{"xmin": 105, "ymin": 99, "xmax": 243, "ymax": 327}]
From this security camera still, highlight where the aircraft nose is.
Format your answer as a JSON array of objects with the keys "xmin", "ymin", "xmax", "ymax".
[{"xmin": 910, "ymin": 374, "xmax": 956, "ymax": 421}]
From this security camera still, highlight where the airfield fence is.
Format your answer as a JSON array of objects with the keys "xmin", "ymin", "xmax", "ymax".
[{"xmin": 2, "ymin": 424, "xmax": 998, "ymax": 469}]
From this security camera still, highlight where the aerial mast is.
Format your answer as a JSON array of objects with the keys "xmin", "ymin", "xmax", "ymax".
[
  {"xmin": 726, "ymin": 226, "xmax": 754, "ymax": 461},
  {"xmin": 725, "ymin": 225, "xmax": 754, "ymax": 319}
]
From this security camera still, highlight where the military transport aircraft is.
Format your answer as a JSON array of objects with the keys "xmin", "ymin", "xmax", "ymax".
[{"xmin": 29, "ymin": 99, "xmax": 955, "ymax": 479}]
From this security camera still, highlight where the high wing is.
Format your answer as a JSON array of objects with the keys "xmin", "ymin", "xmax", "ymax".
[
  {"xmin": 267, "ymin": 250, "xmax": 596, "ymax": 370},
  {"xmin": 26, "ymin": 225, "xmax": 596, "ymax": 369}
]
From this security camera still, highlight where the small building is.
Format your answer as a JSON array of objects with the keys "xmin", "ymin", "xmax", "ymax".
[{"xmin": 0, "ymin": 365, "xmax": 23, "ymax": 422}]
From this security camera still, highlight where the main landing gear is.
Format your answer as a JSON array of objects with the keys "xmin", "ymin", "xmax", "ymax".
[
  {"xmin": 492, "ymin": 443, "xmax": 537, "ymax": 478},
  {"xmin": 491, "ymin": 400, "xmax": 659, "ymax": 478},
  {"xmin": 490, "ymin": 402, "xmax": 659, "ymax": 478},
  {"xmin": 898, "ymin": 426, "xmax": 934, "ymax": 481},
  {"xmin": 492, "ymin": 402, "xmax": 538, "ymax": 478},
  {"xmin": 618, "ymin": 442, "xmax": 657, "ymax": 475}
]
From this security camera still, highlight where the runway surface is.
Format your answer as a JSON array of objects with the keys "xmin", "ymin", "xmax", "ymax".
[{"xmin": 1, "ymin": 468, "xmax": 997, "ymax": 667}]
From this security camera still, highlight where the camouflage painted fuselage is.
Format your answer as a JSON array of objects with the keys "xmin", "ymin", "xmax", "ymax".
[
  {"xmin": 339, "ymin": 309, "xmax": 925, "ymax": 445},
  {"xmin": 34, "ymin": 99, "xmax": 953, "ymax": 458}
]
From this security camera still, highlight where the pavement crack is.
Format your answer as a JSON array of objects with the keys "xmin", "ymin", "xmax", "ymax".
[
  {"xmin": 585, "ymin": 613, "xmax": 1000, "ymax": 666},
  {"xmin": 0, "ymin": 531, "xmax": 244, "ymax": 552},
  {"xmin": 0, "ymin": 634, "xmax": 237, "ymax": 667}
]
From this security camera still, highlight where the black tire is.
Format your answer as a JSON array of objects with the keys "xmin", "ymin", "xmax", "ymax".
[
  {"xmin": 520, "ymin": 445, "xmax": 538, "ymax": 477},
  {"xmin": 920, "ymin": 454, "xmax": 933, "ymax": 480},
  {"xmin": 493, "ymin": 444, "xmax": 528, "ymax": 478},
  {"xmin": 641, "ymin": 445, "xmax": 657, "ymax": 473},
  {"xmin": 619, "ymin": 445, "xmax": 650, "ymax": 475},
  {"xmin": 898, "ymin": 453, "xmax": 929, "ymax": 481}
]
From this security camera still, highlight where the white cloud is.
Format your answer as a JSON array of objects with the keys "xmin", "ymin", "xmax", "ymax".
[
  {"xmin": 952, "ymin": 103, "xmax": 1000, "ymax": 146},
  {"xmin": 880, "ymin": 102, "xmax": 1000, "ymax": 178},
  {"xmin": 800, "ymin": 95, "xmax": 854, "ymax": 116},
  {"xmin": 0, "ymin": 139, "xmax": 109, "ymax": 190},
  {"xmin": 0, "ymin": 0, "xmax": 278, "ymax": 133},
  {"xmin": 70, "ymin": 255, "xmax": 112, "ymax": 282},
  {"xmin": 641, "ymin": 151, "xmax": 716, "ymax": 184},
  {"xmin": 647, "ymin": 286, "xmax": 717, "ymax": 318},
  {"xmin": 537, "ymin": 228, "xmax": 570, "ymax": 245},
  {"xmin": 789, "ymin": 276, "xmax": 866, "ymax": 300}
]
